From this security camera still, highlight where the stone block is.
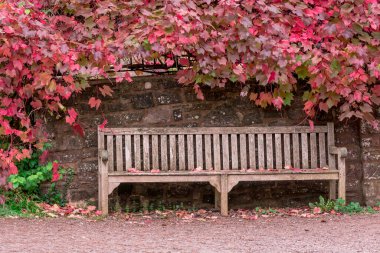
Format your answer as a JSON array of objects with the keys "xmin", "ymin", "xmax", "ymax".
[
  {"xmin": 263, "ymin": 108, "xmax": 286, "ymax": 118},
  {"xmin": 143, "ymin": 107, "xmax": 172, "ymax": 124},
  {"xmin": 242, "ymin": 111, "xmax": 263, "ymax": 125},
  {"xmin": 363, "ymin": 162, "xmax": 380, "ymax": 179},
  {"xmin": 204, "ymin": 105, "xmax": 240, "ymax": 126},
  {"xmin": 106, "ymin": 112, "xmax": 144, "ymax": 127},
  {"xmin": 155, "ymin": 93, "xmax": 182, "ymax": 105},
  {"xmin": 363, "ymin": 179, "xmax": 380, "ymax": 206},
  {"xmin": 161, "ymin": 78, "xmax": 180, "ymax": 89},
  {"xmin": 50, "ymin": 148, "xmax": 97, "ymax": 163},
  {"xmin": 132, "ymin": 93, "xmax": 154, "ymax": 109},
  {"xmin": 173, "ymin": 109, "xmax": 183, "ymax": 121}
]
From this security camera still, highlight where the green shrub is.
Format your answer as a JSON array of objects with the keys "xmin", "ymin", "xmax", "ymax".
[
  {"xmin": 309, "ymin": 196, "xmax": 336, "ymax": 212},
  {"xmin": 0, "ymin": 191, "xmax": 43, "ymax": 217},
  {"xmin": 0, "ymin": 146, "xmax": 74, "ymax": 217},
  {"xmin": 309, "ymin": 196, "xmax": 375, "ymax": 214}
]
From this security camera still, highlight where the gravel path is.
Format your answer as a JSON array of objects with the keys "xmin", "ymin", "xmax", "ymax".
[{"xmin": 1, "ymin": 213, "xmax": 379, "ymax": 253}]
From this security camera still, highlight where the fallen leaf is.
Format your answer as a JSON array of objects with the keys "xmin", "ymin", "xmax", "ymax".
[
  {"xmin": 150, "ymin": 169, "xmax": 160, "ymax": 173},
  {"xmin": 127, "ymin": 168, "xmax": 139, "ymax": 173},
  {"xmin": 290, "ymin": 167, "xmax": 302, "ymax": 172},
  {"xmin": 191, "ymin": 167, "xmax": 203, "ymax": 172}
]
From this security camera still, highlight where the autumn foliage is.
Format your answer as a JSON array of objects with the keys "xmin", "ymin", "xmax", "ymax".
[{"xmin": 0, "ymin": 0, "xmax": 379, "ymax": 183}]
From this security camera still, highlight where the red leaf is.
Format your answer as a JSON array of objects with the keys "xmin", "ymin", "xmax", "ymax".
[
  {"xmin": 99, "ymin": 85, "xmax": 113, "ymax": 97},
  {"xmin": 39, "ymin": 150, "xmax": 49, "ymax": 164},
  {"xmin": 88, "ymin": 97, "xmax": 101, "ymax": 110},
  {"xmin": 31, "ymin": 99, "xmax": 42, "ymax": 109},
  {"xmin": 52, "ymin": 162, "xmax": 60, "ymax": 182},
  {"xmin": 99, "ymin": 119, "xmax": 108, "ymax": 129},
  {"xmin": 72, "ymin": 123, "xmax": 85, "ymax": 138}
]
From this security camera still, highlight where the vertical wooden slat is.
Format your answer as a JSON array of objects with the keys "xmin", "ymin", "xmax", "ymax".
[
  {"xmin": 205, "ymin": 135, "xmax": 212, "ymax": 170},
  {"xmin": 301, "ymin": 133, "xmax": 309, "ymax": 169},
  {"xmin": 178, "ymin": 135, "xmax": 186, "ymax": 170},
  {"xmin": 160, "ymin": 135, "xmax": 168, "ymax": 171},
  {"xmin": 240, "ymin": 134, "xmax": 248, "ymax": 169},
  {"xmin": 292, "ymin": 134, "xmax": 300, "ymax": 168},
  {"xmin": 310, "ymin": 133, "xmax": 317, "ymax": 168},
  {"xmin": 213, "ymin": 134, "xmax": 221, "ymax": 170},
  {"xmin": 248, "ymin": 134, "xmax": 256, "ymax": 169},
  {"xmin": 196, "ymin": 134, "xmax": 203, "ymax": 169},
  {"xmin": 230, "ymin": 134, "xmax": 238, "ymax": 169},
  {"xmin": 187, "ymin": 135, "xmax": 194, "ymax": 170},
  {"xmin": 266, "ymin": 134, "xmax": 273, "ymax": 169},
  {"xmin": 143, "ymin": 135, "xmax": 150, "ymax": 171},
  {"xmin": 222, "ymin": 134, "xmax": 229, "ymax": 170},
  {"xmin": 116, "ymin": 135, "xmax": 123, "ymax": 171},
  {"xmin": 107, "ymin": 135, "xmax": 114, "ymax": 172},
  {"xmin": 152, "ymin": 135, "xmax": 159, "ymax": 170},
  {"xmin": 134, "ymin": 135, "xmax": 141, "ymax": 170},
  {"xmin": 327, "ymin": 123, "xmax": 337, "ymax": 199},
  {"xmin": 327, "ymin": 122, "xmax": 336, "ymax": 169},
  {"xmin": 283, "ymin": 134, "xmax": 291, "ymax": 168},
  {"xmin": 169, "ymin": 135, "xmax": 176, "ymax": 171},
  {"xmin": 257, "ymin": 134, "xmax": 265, "ymax": 169},
  {"xmin": 319, "ymin": 133, "xmax": 327, "ymax": 167},
  {"xmin": 275, "ymin": 134, "xmax": 282, "ymax": 169},
  {"xmin": 125, "ymin": 135, "xmax": 132, "ymax": 169}
]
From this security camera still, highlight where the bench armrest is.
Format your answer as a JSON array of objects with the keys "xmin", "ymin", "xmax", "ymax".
[{"xmin": 329, "ymin": 146, "xmax": 348, "ymax": 158}]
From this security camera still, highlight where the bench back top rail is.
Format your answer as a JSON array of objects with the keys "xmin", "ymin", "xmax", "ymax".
[{"xmin": 98, "ymin": 123, "xmax": 336, "ymax": 172}]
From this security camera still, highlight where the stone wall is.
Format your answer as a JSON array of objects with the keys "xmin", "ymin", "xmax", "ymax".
[
  {"xmin": 360, "ymin": 118, "xmax": 380, "ymax": 206},
  {"xmin": 47, "ymin": 75, "xmax": 378, "ymax": 209}
]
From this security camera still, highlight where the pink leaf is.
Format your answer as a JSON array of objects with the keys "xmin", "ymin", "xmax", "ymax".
[
  {"xmin": 272, "ymin": 97, "xmax": 283, "ymax": 110},
  {"xmin": 313, "ymin": 207, "xmax": 322, "ymax": 214},
  {"xmin": 308, "ymin": 120, "xmax": 315, "ymax": 132},
  {"xmin": 127, "ymin": 168, "xmax": 138, "ymax": 173},
  {"xmin": 89, "ymin": 97, "xmax": 101, "ymax": 110},
  {"xmin": 166, "ymin": 59, "xmax": 175, "ymax": 67}
]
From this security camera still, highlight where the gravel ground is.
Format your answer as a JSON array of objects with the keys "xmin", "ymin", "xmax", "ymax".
[{"xmin": 0, "ymin": 213, "xmax": 379, "ymax": 253}]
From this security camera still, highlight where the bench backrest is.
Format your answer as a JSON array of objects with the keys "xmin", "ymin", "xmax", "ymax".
[{"xmin": 98, "ymin": 123, "xmax": 336, "ymax": 172}]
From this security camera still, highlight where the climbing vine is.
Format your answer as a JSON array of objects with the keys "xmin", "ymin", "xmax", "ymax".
[{"xmin": 0, "ymin": 0, "xmax": 379, "ymax": 183}]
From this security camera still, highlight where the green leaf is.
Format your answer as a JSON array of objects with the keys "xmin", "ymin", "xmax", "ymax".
[
  {"xmin": 330, "ymin": 59, "xmax": 341, "ymax": 73},
  {"xmin": 24, "ymin": 9, "xmax": 31, "ymax": 15},
  {"xmin": 283, "ymin": 92, "xmax": 294, "ymax": 106},
  {"xmin": 295, "ymin": 65, "xmax": 309, "ymax": 80}
]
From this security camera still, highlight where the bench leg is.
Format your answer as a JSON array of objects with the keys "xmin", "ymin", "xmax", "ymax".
[
  {"xmin": 329, "ymin": 180, "xmax": 337, "ymax": 200},
  {"xmin": 337, "ymin": 154, "xmax": 346, "ymax": 201},
  {"xmin": 220, "ymin": 175, "xmax": 228, "ymax": 216},
  {"xmin": 214, "ymin": 188, "xmax": 221, "ymax": 209},
  {"xmin": 338, "ymin": 173, "xmax": 346, "ymax": 201},
  {"xmin": 98, "ymin": 171, "xmax": 109, "ymax": 215}
]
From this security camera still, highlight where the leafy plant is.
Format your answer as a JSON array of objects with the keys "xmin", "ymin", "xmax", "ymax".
[
  {"xmin": 0, "ymin": 191, "xmax": 43, "ymax": 217},
  {"xmin": 309, "ymin": 196, "xmax": 375, "ymax": 214},
  {"xmin": 309, "ymin": 196, "xmax": 336, "ymax": 212}
]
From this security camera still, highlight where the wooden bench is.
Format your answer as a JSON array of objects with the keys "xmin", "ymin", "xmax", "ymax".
[{"xmin": 98, "ymin": 123, "xmax": 347, "ymax": 216}]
